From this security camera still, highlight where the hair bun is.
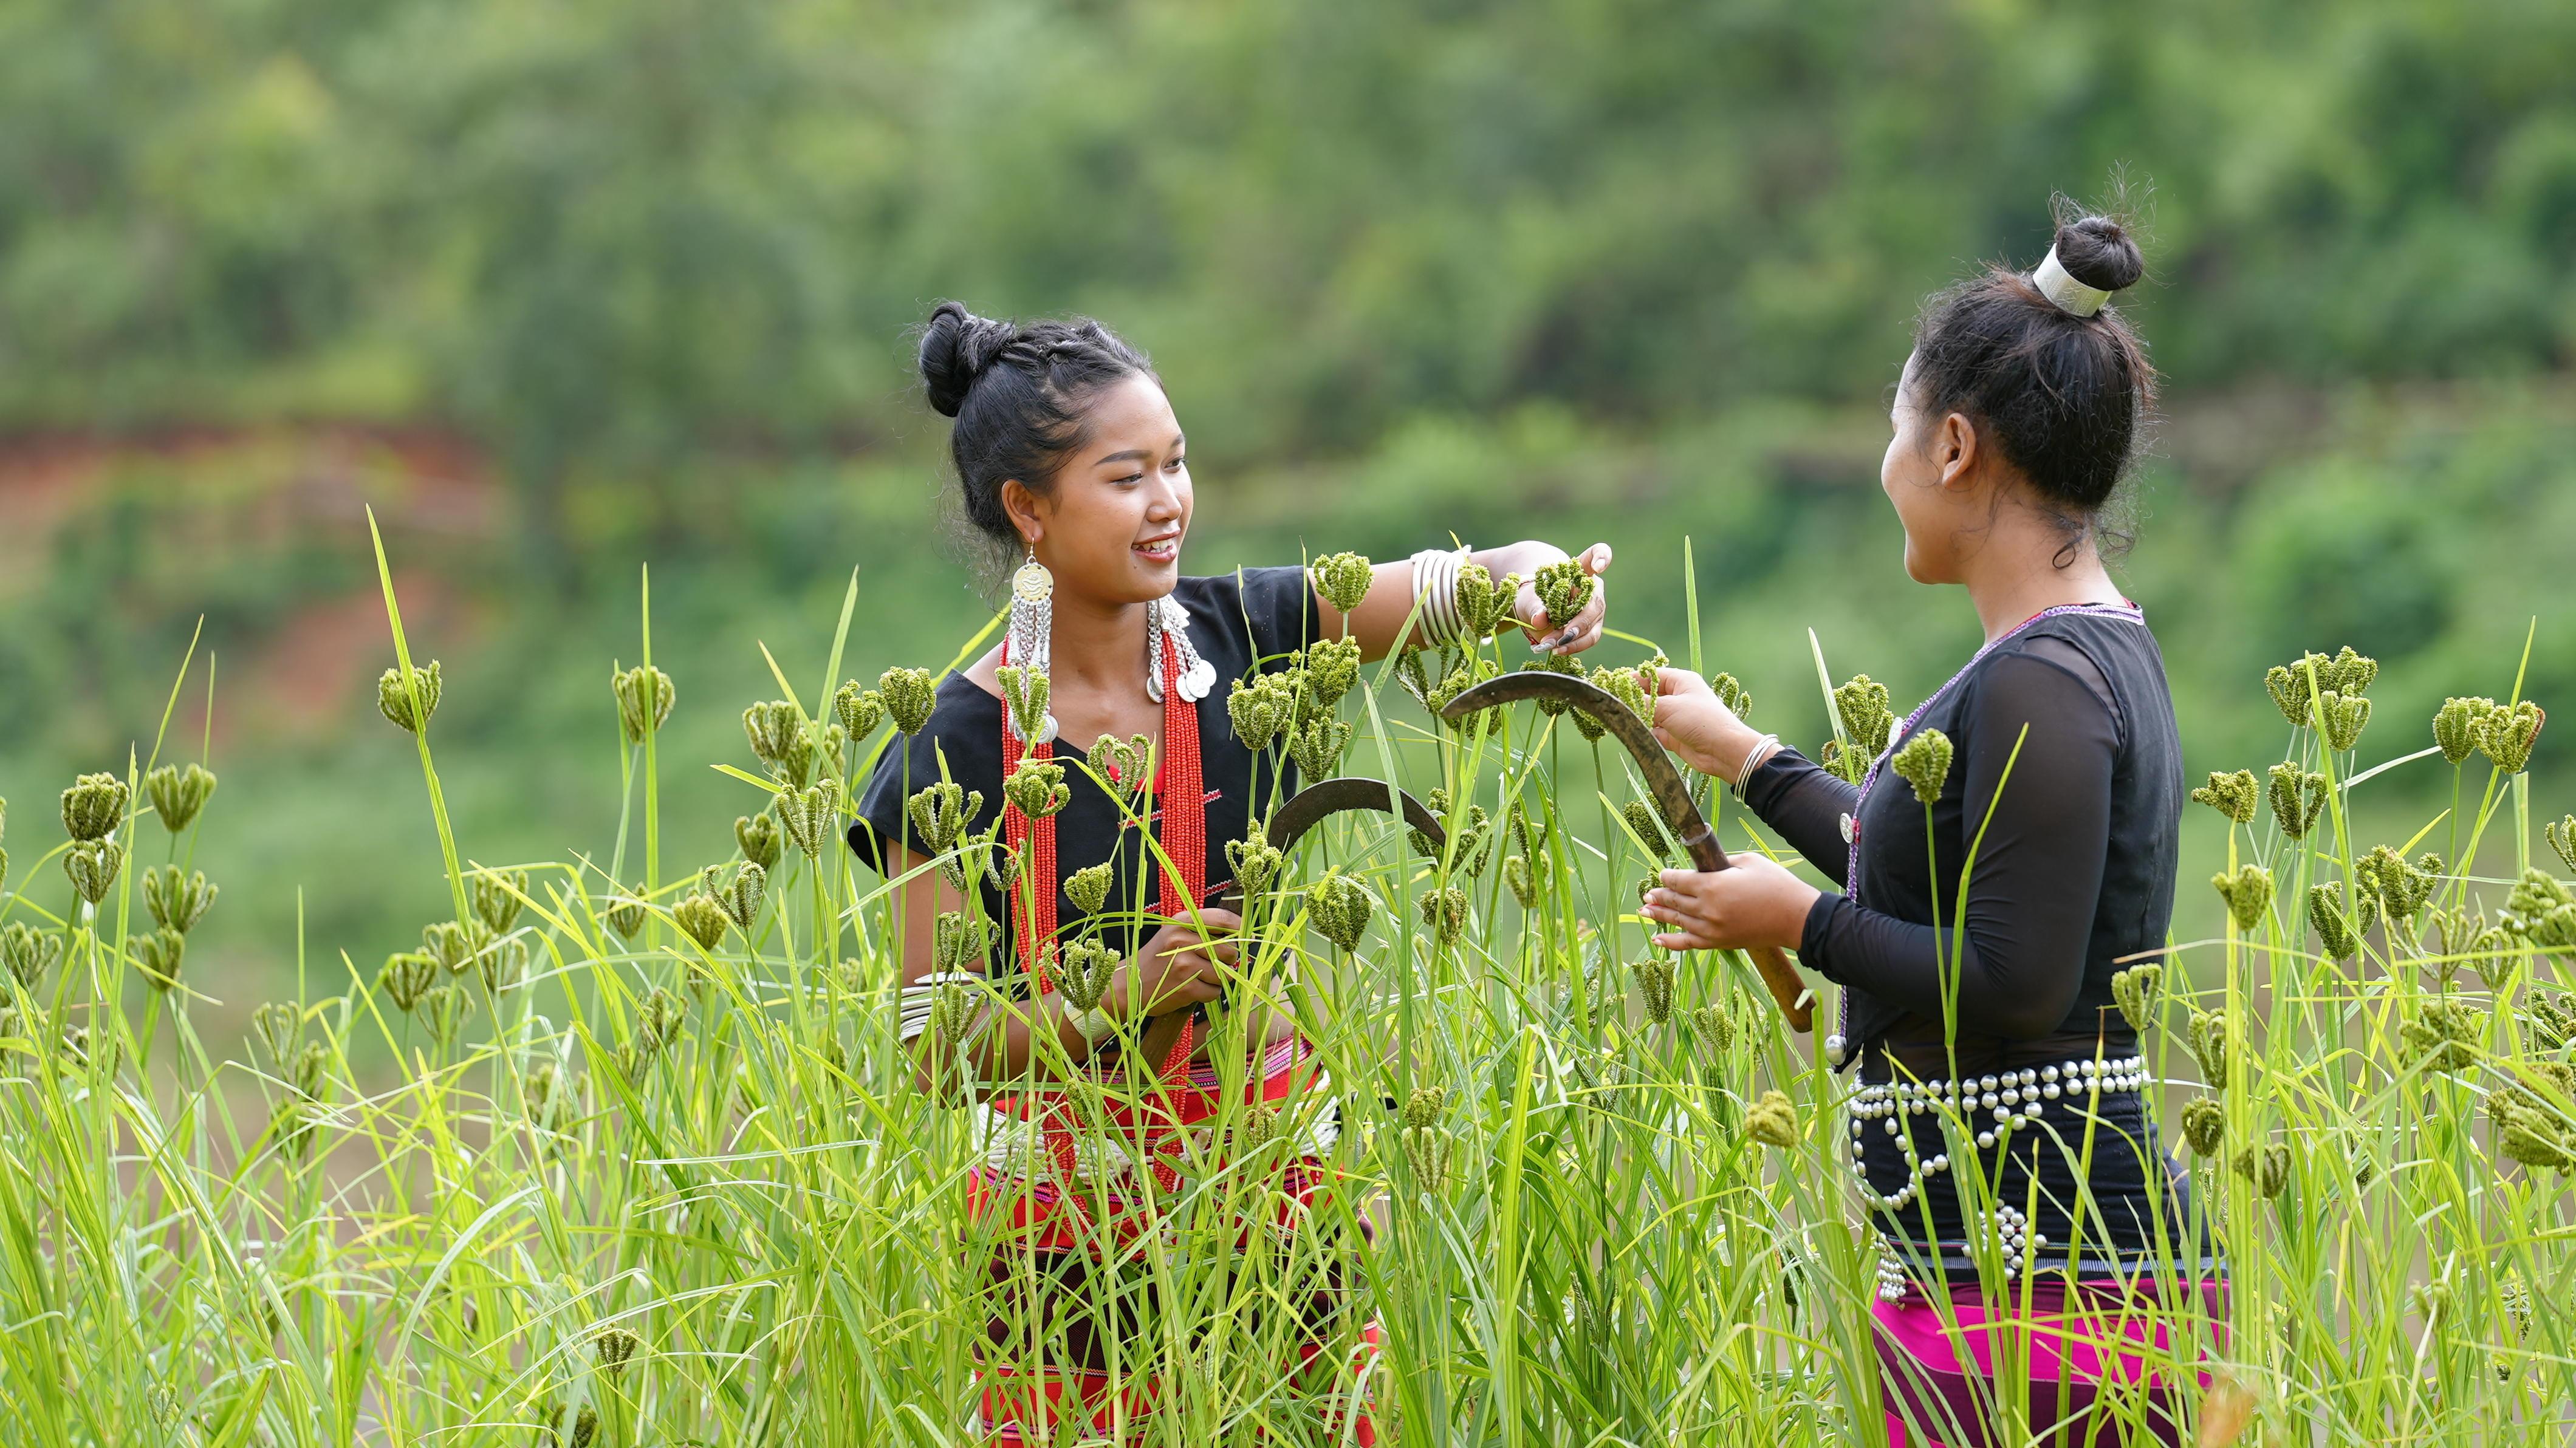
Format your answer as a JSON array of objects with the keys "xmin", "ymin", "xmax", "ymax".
[
  {"xmin": 2051, "ymin": 214, "xmax": 2146, "ymax": 296},
  {"xmin": 919, "ymin": 302, "xmax": 1023, "ymax": 417}
]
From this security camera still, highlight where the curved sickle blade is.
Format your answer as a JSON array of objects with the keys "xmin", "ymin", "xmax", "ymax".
[
  {"xmin": 1267, "ymin": 776, "xmax": 1446, "ymax": 858},
  {"xmin": 1211, "ymin": 777, "xmax": 1445, "ymax": 915},
  {"xmin": 1440, "ymin": 671, "xmax": 1815, "ymax": 1031}
]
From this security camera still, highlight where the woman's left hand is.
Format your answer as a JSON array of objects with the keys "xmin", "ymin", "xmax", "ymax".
[
  {"xmin": 1640, "ymin": 853, "xmax": 1821, "ymax": 953},
  {"xmin": 1515, "ymin": 541, "xmax": 1613, "ymax": 655}
]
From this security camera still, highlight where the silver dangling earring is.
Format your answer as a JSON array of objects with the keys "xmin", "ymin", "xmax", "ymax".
[{"xmin": 1007, "ymin": 543, "xmax": 1058, "ymax": 744}]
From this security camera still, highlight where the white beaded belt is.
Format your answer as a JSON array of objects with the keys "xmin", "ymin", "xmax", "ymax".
[
  {"xmin": 1856, "ymin": 1055, "xmax": 2150, "ymax": 1300},
  {"xmin": 970, "ymin": 1093, "xmax": 1341, "ymax": 1186},
  {"xmin": 1873, "ymin": 1203, "xmax": 2046, "ymax": 1302},
  {"xmin": 1845, "ymin": 1054, "xmax": 2151, "ymax": 1214}
]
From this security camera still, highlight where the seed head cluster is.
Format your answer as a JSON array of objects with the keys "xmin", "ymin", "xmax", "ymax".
[
  {"xmin": 612, "ymin": 664, "xmax": 674, "ymax": 744},
  {"xmin": 142, "ymin": 866, "xmax": 218, "ymax": 934},
  {"xmin": 377, "ymin": 660, "xmax": 443, "ymax": 734},
  {"xmin": 2402, "ymin": 997, "xmax": 2487, "ymax": 1074},
  {"xmin": 1066, "ymin": 861, "xmax": 1115, "ymax": 917},
  {"xmin": 1452, "ymin": 561, "xmax": 1525, "ymax": 640},
  {"xmin": 1891, "ymin": 727, "xmax": 1954, "ymax": 805},
  {"xmin": 64, "ymin": 840, "xmax": 123, "ymax": 904},
  {"xmin": 2111, "ymin": 964, "xmax": 2162, "ymax": 1033},
  {"xmin": 1577, "ymin": 661, "xmax": 1653, "ymax": 743},
  {"xmin": 1826, "ymin": 675, "xmax": 1894, "ymax": 784},
  {"xmin": 2267, "ymin": 763, "xmax": 2328, "ymax": 840},
  {"xmin": 2547, "ymin": 815, "xmax": 2576, "ymax": 877},
  {"xmin": 1225, "ymin": 834, "xmax": 1283, "ymax": 901},
  {"xmin": 832, "ymin": 679, "xmax": 885, "ymax": 742},
  {"xmin": 1087, "ymin": 733, "xmax": 1154, "ymax": 796},
  {"xmin": 743, "ymin": 700, "xmax": 824, "ymax": 785},
  {"xmin": 62, "ymin": 772, "xmax": 128, "ymax": 842},
  {"xmin": 1399, "ymin": 1085, "xmax": 1455, "ymax": 1192},
  {"xmin": 2210, "ymin": 864, "xmax": 2274, "ymax": 933},
  {"xmin": 1310, "ymin": 552, "xmax": 1374, "ymax": 616},
  {"xmin": 2180, "ymin": 1096, "xmax": 2225, "ymax": 1156},
  {"xmin": 2501, "ymin": 870, "xmax": 2576, "ymax": 951},
  {"xmin": 2357, "ymin": 846, "xmax": 2442, "ymax": 923},
  {"xmin": 145, "ymin": 762, "xmax": 217, "ymax": 833},
  {"xmin": 2434, "ymin": 697, "xmax": 2493, "ymax": 765},
  {"xmin": 2265, "ymin": 646, "xmax": 2376, "ymax": 728},
  {"xmin": 1416, "ymin": 887, "xmax": 1469, "ymax": 946},
  {"xmin": 2309, "ymin": 884, "xmax": 2377, "ymax": 961},
  {"xmin": 2482, "ymin": 701, "xmax": 2545, "ymax": 775},
  {"xmin": 1707, "ymin": 671, "xmax": 1751, "ymax": 720},
  {"xmin": 1307, "ymin": 870, "xmax": 1373, "ymax": 952},
  {"xmin": 1228, "ymin": 673, "xmax": 1295, "ymax": 754},
  {"xmin": 1631, "ymin": 958, "xmax": 1676, "ymax": 1025},
  {"xmin": 1744, "ymin": 1090, "xmax": 1798, "ymax": 1149},
  {"xmin": 4, "ymin": 921, "xmax": 64, "ymax": 988},
  {"xmin": 1002, "ymin": 759, "xmax": 1069, "ymax": 822},
  {"xmin": 879, "ymin": 668, "xmax": 938, "ymax": 736},
  {"xmin": 994, "ymin": 666, "xmax": 1050, "ymax": 745},
  {"xmin": 1533, "ymin": 559, "xmax": 1594, "ymax": 629},
  {"xmin": 1416, "ymin": 654, "xmax": 1498, "ymax": 735},
  {"xmin": 2191, "ymin": 770, "xmax": 2258, "ymax": 825}
]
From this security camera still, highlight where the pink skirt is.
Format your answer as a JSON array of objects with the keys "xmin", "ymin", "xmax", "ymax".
[{"xmin": 1875, "ymin": 1274, "xmax": 2227, "ymax": 1447}]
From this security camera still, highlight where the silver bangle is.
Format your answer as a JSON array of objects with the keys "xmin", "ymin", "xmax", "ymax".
[
  {"xmin": 1405, "ymin": 545, "xmax": 1471, "ymax": 649},
  {"xmin": 1733, "ymin": 734, "xmax": 1782, "ymax": 796},
  {"xmin": 897, "ymin": 971, "xmax": 982, "ymax": 1043},
  {"xmin": 1064, "ymin": 1003, "xmax": 1117, "ymax": 1046}
]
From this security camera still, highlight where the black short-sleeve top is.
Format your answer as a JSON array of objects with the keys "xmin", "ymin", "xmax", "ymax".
[{"xmin": 845, "ymin": 568, "xmax": 1322, "ymax": 977}]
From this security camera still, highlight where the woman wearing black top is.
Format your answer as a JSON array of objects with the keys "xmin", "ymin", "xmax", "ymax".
[
  {"xmin": 1640, "ymin": 207, "xmax": 2216, "ymax": 1447},
  {"xmin": 845, "ymin": 302, "xmax": 1614, "ymax": 1444}
]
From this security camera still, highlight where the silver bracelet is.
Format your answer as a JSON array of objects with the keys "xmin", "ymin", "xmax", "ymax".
[
  {"xmin": 1064, "ymin": 1003, "xmax": 1117, "ymax": 1046},
  {"xmin": 1733, "ymin": 734, "xmax": 1782, "ymax": 796},
  {"xmin": 1405, "ymin": 545, "xmax": 1472, "ymax": 648},
  {"xmin": 896, "ymin": 971, "xmax": 983, "ymax": 1043}
]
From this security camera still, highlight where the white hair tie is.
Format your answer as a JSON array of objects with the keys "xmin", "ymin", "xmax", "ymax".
[{"xmin": 2030, "ymin": 246, "xmax": 2111, "ymax": 318}]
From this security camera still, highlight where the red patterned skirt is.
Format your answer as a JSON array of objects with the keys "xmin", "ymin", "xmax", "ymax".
[{"xmin": 965, "ymin": 1036, "xmax": 1381, "ymax": 1444}]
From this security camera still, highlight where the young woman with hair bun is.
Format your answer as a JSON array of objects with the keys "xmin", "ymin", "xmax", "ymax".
[
  {"xmin": 1643, "ymin": 207, "xmax": 2222, "ymax": 1447},
  {"xmin": 848, "ymin": 301, "xmax": 1614, "ymax": 1444}
]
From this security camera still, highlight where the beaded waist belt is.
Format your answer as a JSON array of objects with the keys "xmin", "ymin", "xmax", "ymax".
[
  {"xmin": 1842, "ymin": 1053, "xmax": 2196, "ymax": 1298},
  {"xmin": 1845, "ymin": 1053, "xmax": 2152, "ymax": 1214}
]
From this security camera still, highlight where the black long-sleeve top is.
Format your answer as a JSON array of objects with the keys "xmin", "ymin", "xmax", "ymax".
[
  {"xmin": 1742, "ymin": 608, "xmax": 2202, "ymax": 1274},
  {"xmin": 1745, "ymin": 611, "xmax": 2182, "ymax": 1051}
]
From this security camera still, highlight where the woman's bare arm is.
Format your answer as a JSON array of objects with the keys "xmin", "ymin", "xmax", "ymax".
[{"xmin": 1319, "ymin": 540, "xmax": 1614, "ymax": 662}]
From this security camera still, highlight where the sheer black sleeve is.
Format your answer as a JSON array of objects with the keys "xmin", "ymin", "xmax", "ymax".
[
  {"xmin": 1741, "ymin": 748, "xmax": 1860, "ymax": 885},
  {"xmin": 1795, "ymin": 651, "xmax": 2119, "ymax": 1040}
]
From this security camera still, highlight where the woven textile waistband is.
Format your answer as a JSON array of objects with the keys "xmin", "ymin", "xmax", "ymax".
[
  {"xmin": 971, "ymin": 1091, "xmax": 1341, "ymax": 1187},
  {"xmin": 976, "ymin": 1033, "xmax": 1331, "ymax": 1192}
]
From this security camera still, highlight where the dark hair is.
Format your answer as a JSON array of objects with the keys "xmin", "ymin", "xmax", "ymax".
[
  {"xmin": 917, "ymin": 301, "xmax": 1158, "ymax": 556},
  {"xmin": 1908, "ymin": 203, "xmax": 2157, "ymax": 559}
]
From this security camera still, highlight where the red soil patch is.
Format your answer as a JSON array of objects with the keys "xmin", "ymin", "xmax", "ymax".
[{"xmin": 0, "ymin": 425, "xmax": 504, "ymax": 741}]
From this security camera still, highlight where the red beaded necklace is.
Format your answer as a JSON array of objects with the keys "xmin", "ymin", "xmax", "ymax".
[{"xmin": 999, "ymin": 609, "xmax": 1208, "ymax": 1083}]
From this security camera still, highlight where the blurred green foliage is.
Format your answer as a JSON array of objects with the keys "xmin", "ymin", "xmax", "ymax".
[
  {"xmin": 7, "ymin": 1, "xmax": 2574, "ymax": 485},
  {"xmin": 0, "ymin": 0, "xmax": 2571, "ymax": 996}
]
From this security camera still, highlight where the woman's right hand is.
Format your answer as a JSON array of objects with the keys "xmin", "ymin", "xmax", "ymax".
[
  {"xmin": 1650, "ymin": 668, "xmax": 1762, "ymax": 780},
  {"xmin": 1109, "ymin": 908, "xmax": 1241, "ymax": 1019}
]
